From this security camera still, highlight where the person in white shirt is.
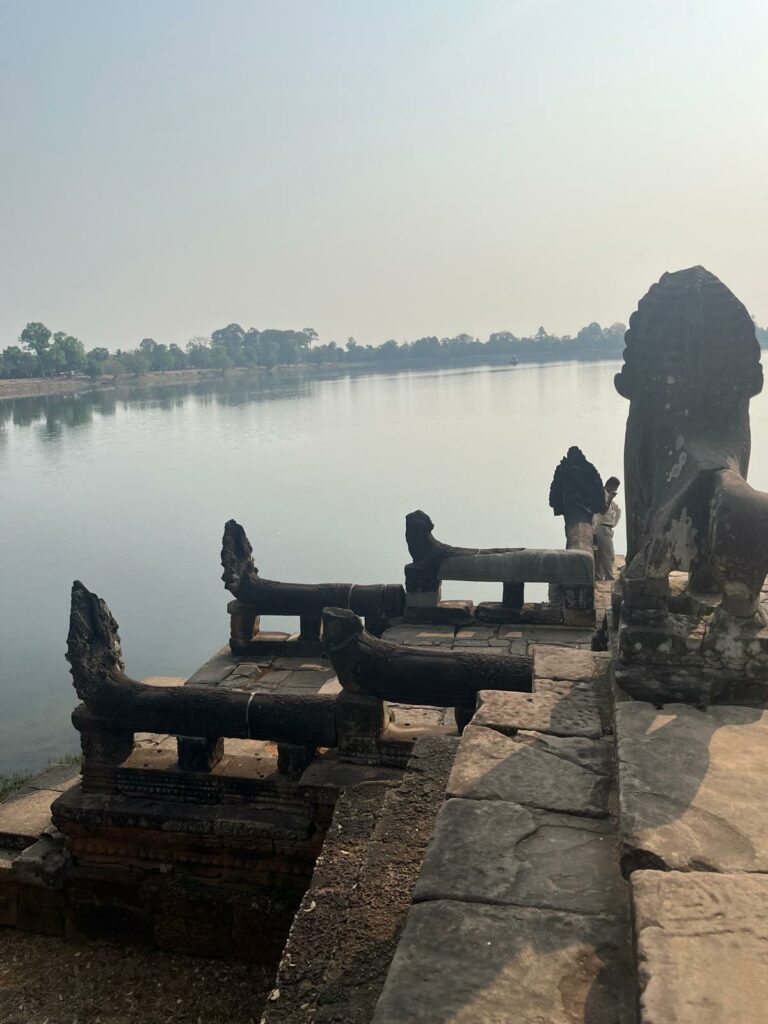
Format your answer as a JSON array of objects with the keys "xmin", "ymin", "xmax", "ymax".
[{"xmin": 594, "ymin": 476, "xmax": 621, "ymax": 580}]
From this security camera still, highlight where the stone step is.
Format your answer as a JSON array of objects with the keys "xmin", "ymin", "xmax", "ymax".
[{"xmin": 0, "ymin": 788, "xmax": 60, "ymax": 849}]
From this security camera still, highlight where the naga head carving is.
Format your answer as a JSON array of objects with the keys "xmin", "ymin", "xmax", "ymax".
[
  {"xmin": 221, "ymin": 519, "xmax": 258, "ymax": 596},
  {"xmin": 67, "ymin": 580, "xmax": 126, "ymax": 703},
  {"xmin": 405, "ymin": 510, "xmax": 436, "ymax": 562}
]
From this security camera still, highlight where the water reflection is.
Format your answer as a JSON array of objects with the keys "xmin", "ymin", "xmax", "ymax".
[{"xmin": 0, "ymin": 376, "xmax": 316, "ymax": 435}]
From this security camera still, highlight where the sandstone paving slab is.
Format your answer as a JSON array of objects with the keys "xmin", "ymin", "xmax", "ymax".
[
  {"xmin": 521, "ymin": 626, "xmax": 595, "ymax": 646},
  {"xmin": 23, "ymin": 764, "xmax": 80, "ymax": 794},
  {"xmin": 382, "ymin": 625, "xmax": 455, "ymax": 646},
  {"xmin": 414, "ymin": 798, "xmax": 624, "ymax": 915},
  {"xmin": 402, "ymin": 627, "xmax": 458, "ymax": 648},
  {"xmin": 533, "ymin": 645, "xmax": 610, "ymax": 683},
  {"xmin": 615, "ymin": 702, "xmax": 768, "ymax": 872},
  {"xmin": 454, "ymin": 626, "xmax": 496, "ymax": 647},
  {"xmin": 186, "ymin": 646, "xmax": 239, "ymax": 685},
  {"xmin": 474, "ymin": 688, "xmax": 603, "ymax": 739},
  {"xmin": 142, "ymin": 675, "xmax": 186, "ymax": 687},
  {"xmin": 372, "ymin": 899, "xmax": 635, "ymax": 1024},
  {"xmin": 273, "ymin": 668, "xmax": 337, "ymax": 693},
  {"xmin": 446, "ymin": 725, "xmax": 611, "ymax": 817},
  {"xmin": 269, "ymin": 657, "xmax": 330, "ymax": 670},
  {"xmin": 0, "ymin": 788, "xmax": 57, "ymax": 848},
  {"xmin": 633, "ymin": 870, "xmax": 768, "ymax": 1024},
  {"xmin": 387, "ymin": 703, "xmax": 448, "ymax": 729}
]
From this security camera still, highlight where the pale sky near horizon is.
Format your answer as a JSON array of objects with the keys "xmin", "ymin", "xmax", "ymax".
[{"xmin": 1, "ymin": 0, "xmax": 766, "ymax": 351}]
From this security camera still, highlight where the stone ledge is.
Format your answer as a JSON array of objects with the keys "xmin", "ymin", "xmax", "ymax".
[
  {"xmin": 532, "ymin": 645, "xmax": 610, "ymax": 684},
  {"xmin": 633, "ymin": 870, "xmax": 768, "ymax": 1024},
  {"xmin": 372, "ymin": 899, "xmax": 635, "ymax": 1024},
  {"xmin": 474, "ymin": 688, "xmax": 603, "ymax": 739}
]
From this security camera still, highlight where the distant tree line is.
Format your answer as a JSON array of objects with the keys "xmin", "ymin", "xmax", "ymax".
[{"xmin": 3, "ymin": 319, "xmax": 768, "ymax": 381}]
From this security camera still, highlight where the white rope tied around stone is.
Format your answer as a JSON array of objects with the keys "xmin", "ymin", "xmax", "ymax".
[{"xmin": 245, "ymin": 689, "xmax": 258, "ymax": 739}]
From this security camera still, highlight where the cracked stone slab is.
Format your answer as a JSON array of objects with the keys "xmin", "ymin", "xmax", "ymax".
[
  {"xmin": 185, "ymin": 646, "xmax": 239, "ymax": 685},
  {"xmin": 446, "ymin": 725, "xmax": 611, "ymax": 817},
  {"xmin": 372, "ymin": 899, "xmax": 635, "ymax": 1024},
  {"xmin": 474, "ymin": 689, "xmax": 603, "ymax": 739},
  {"xmin": 22, "ymin": 764, "xmax": 80, "ymax": 794},
  {"xmin": 533, "ymin": 645, "xmax": 610, "ymax": 684},
  {"xmin": 633, "ymin": 870, "xmax": 768, "ymax": 1024},
  {"xmin": 616, "ymin": 702, "xmax": 768, "ymax": 872},
  {"xmin": 414, "ymin": 798, "xmax": 624, "ymax": 916}
]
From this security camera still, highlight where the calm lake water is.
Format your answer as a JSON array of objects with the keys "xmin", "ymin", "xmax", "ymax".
[{"xmin": 3, "ymin": 360, "xmax": 768, "ymax": 773}]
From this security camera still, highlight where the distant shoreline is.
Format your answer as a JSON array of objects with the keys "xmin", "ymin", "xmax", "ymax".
[{"xmin": 0, "ymin": 351, "xmax": 620, "ymax": 403}]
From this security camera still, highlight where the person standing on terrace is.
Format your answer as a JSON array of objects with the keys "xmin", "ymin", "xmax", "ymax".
[{"xmin": 594, "ymin": 477, "xmax": 621, "ymax": 580}]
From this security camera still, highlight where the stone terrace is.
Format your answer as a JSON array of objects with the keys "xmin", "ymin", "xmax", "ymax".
[{"xmin": 261, "ymin": 583, "xmax": 623, "ymax": 1024}]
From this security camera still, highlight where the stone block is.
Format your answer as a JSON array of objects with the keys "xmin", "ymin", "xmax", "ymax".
[
  {"xmin": 533, "ymin": 645, "xmax": 609, "ymax": 684},
  {"xmin": 617, "ymin": 614, "xmax": 705, "ymax": 664},
  {"xmin": 186, "ymin": 645, "xmax": 239, "ymax": 685},
  {"xmin": 563, "ymin": 606, "xmax": 596, "ymax": 627},
  {"xmin": 446, "ymin": 725, "xmax": 610, "ymax": 817},
  {"xmin": 372, "ymin": 900, "xmax": 634, "ymax": 1024},
  {"xmin": 633, "ymin": 870, "xmax": 768, "ymax": 1024},
  {"xmin": 382, "ymin": 624, "xmax": 436, "ymax": 644},
  {"xmin": 615, "ymin": 701, "xmax": 768, "ymax": 872},
  {"xmin": 475, "ymin": 602, "xmax": 522, "ymax": 624},
  {"xmin": 403, "ymin": 601, "xmax": 474, "ymax": 625},
  {"xmin": 177, "ymin": 735, "xmax": 224, "ymax": 772},
  {"xmin": 336, "ymin": 691, "xmax": 387, "ymax": 740},
  {"xmin": 474, "ymin": 689, "xmax": 603, "ymax": 739},
  {"xmin": 142, "ymin": 675, "xmax": 186, "ymax": 687},
  {"xmin": 453, "ymin": 626, "xmax": 495, "ymax": 647},
  {"xmin": 277, "ymin": 669, "xmax": 338, "ymax": 693},
  {"xmin": 0, "ymin": 788, "xmax": 57, "ymax": 848},
  {"xmin": 404, "ymin": 589, "xmax": 440, "ymax": 607},
  {"xmin": 414, "ymin": 798, "xmax": 623, "ymax": 915},
  {"xmin": 12, "ymin": 833, "xmax": 68, "ymax": 889},
  {"xmin": 23, "ymin": 764, "xmax": 80, "ymax": 793}
]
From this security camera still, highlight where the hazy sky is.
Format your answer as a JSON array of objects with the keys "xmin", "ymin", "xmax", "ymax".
[{"xmin": 1, "ymin": 0, "xmax": 766, "ymax": 350}]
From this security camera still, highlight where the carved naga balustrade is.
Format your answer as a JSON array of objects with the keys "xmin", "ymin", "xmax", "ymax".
[
  {"xmin": 65, "ymin": 582, "xmax": 534, "ymax": 786},
  {"xmin": 222, "ymin": 519, "xmax": 405, "ymax": 655},
  {"xmin": 403, "ymin": 447, "xmax": 603, "ymax": 627}
]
